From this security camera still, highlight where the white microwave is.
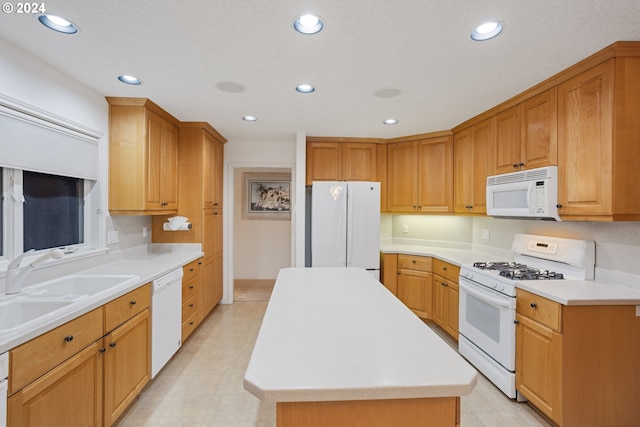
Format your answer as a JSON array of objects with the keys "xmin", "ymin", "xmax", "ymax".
[{"xmin": 486, "ymin": 166, "xmax": 560, "ymax": 221}]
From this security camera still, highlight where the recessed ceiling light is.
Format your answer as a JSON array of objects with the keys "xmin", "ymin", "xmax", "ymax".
[
  {"xmin": 374, "ymin": 88, "xmax": 401, "ymax": 98},
  {"xmin": 117, "ymin": 75, "xmax": 142, "ymax": 85},
  {"xmin": 243, "ymin": 115, "xmax": 257, "ymax": 122},
  {"xmin": 470, "ymin": 21, "xmax": 504, "ymax": 41},
  {"xmin": 383, "ymin": 119, "xmax": 398, "ymax": 125},
  {"xmin": 293, "ymin": 14, "xmax": 324, "ymax": 35},
  {"xmin": 296, "ymin": 84, "xmax": 315, "ymax": 93},
  {"xmin": 38, "ymin": 14, "xmax": 78, "ymax": 34}
]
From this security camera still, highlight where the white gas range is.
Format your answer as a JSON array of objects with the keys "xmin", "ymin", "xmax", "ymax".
[{"xmin": 457, "ymin": 234, "xmax": 595, "ymax": 399}]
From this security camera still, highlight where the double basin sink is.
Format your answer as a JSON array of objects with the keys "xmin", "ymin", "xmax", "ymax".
[{"xmin": 0, "ymin": 275, "xmax": 139, "ymax": 336}]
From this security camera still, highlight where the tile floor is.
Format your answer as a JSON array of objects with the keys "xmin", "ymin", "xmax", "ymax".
[{"xmin": 116, "ymin": 302, "xmax": 553, "ymax": 427}]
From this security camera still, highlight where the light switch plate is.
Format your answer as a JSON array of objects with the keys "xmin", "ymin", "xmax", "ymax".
[
  {"xmin": 107, "ymin": 230, "xmax": 119, "ymax": 244},
  {"xmin": 482, "ymin": 229, "xmax": 490, "ymax": 240}
]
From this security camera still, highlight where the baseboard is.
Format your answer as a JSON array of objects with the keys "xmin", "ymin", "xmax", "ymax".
[{"xmin": 234, "ymin": 279, "xmax": 276, "ymax": 288}]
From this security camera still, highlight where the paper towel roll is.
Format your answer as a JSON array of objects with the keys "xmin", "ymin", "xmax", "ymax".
[{"xmin": 163, "ymin": 222, "xmax": 192, "ymax": 231}]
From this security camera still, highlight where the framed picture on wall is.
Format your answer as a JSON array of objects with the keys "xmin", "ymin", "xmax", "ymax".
[{"xmin": 243, "ymin": 173, "xmax": 291, "ymax": 220}]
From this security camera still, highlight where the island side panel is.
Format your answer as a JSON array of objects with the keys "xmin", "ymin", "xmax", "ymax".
[{"xmin": 276, "ymin": 396, "xmax": 460, "ymax": 427}]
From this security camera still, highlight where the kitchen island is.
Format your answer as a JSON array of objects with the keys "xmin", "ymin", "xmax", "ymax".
[{"xmin": 244, "ymin": 267, "xmax": 477, "ymax": 427}]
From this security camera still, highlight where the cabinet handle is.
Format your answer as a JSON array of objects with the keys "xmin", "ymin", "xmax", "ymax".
[
  {"xmin": 198, "ymin": 261, "xmax": 202, "ymax": 265},
  {"xmin": 412, "ymin": 260, "xmax": 416, "ymax": 264},
  {"xmin": 442, "ymin": 282, "xmax": 448, "ymax": 287},
  {"xmin": 512, "ymin": 163, "xmax": 519, "ymax": 168},
  {"xmin": 189, "ymin": 321, "xmax": 194, "ymax": 325},
  {"xmin": 109, "ymin": 342, "xmax": 117, "ymax": 348},
  {"xmin": 130, "ymin": 300, "xmax": 137, "ymax": 305},
  {"xmin": 189, "ymin": 303, "xmax": 194, "ymax": 308},
  {"xmin": 99, "ymin": 348, "xmax": 106, "ymax": 354},
  {"xmin": 514, "ymin": 320, "xmax": 520, "ymax": 324},
  {"xmin": 189, "ymin": 268, "xmax": 194, "ymax": 272},
  {"xmin": 64, "ymin": 335, "xmax": 74, "ymax": 342},
  {"xmin": 518, "ymin": 162, "xmax": 525, "ymax": 167},
  {"xmin": 556, "ymin": 204, "xmax": 563, "ymax": 209},
  {"xmin": 189, "ymin": 285, "xmax": 194, "ymax": 289},
  {"xmin": 530, "ymin": 302, "xmax": 537, "ymax": 308},
  {"xmin": 442, "ymin": 267, "xmax": 447, "ymax": 271}
]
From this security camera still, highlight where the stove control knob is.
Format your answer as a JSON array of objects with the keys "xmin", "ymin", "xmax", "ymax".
[
  {"xmin": 465, "ymin": 272, "xmax": 473, "ymax": 280},
  {"xmin": 497, "ymin": 283, "xmax": 505, "ymax": 292},
  {"xmin": 491, "ymin": 281, "xmax": 498, "ymax": 289}
]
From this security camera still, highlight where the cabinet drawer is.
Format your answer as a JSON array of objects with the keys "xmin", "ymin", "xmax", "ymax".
[
  {"xmin": 9, "ymin": 307, "xmax": 103, "ymax": 395},
  {"xmin": 433, "ymin": 259, "xmax": 460, "ymax": 282},
  {"xmin": 397, "ymin": 255, "xmax": 432, "ymax": 272},
  {"xmin": 182, "ymin": 311, "xmax": 199, "ymax": 341},
  {"xmin": 516, "ymin": 289, "xmax": 562, "ymax": 332},
  {"xmin": 182, "ymin": 294, "xmax": 198, "ymax": 322},
  {"xmin": 183, "ymin": 259, "xmax": 201, "ymax": 283},
  {"xmin": 182, "ymin": 276, "xmax": 199, "ymax": 303},
  {"xmin": 104, "ymin": 283, "xmax": 151, "ymax": 333}
]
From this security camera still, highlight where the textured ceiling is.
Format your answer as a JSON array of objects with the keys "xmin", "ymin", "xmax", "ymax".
[{"xmin": 1, "ymin": 0, "xmax": 640, "ymax": 143}]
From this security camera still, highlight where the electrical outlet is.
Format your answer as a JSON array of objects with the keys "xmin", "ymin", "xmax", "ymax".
[
  {"xmin": 107, "ymin": 230, "xmax": 119, "ymax": 244},
  {"xmin": 142, "ymin": 227, "xmax": 148, "ymax": 237},
  {"xmin": 482, "ymin": 229, "xmax": 490, "ymax": 240},
  {"xmin": 402, "ymin": 224, "xmax": 409, "ymax": 233}
]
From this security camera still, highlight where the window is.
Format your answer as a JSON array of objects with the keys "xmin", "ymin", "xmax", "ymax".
[{"xmin": 23, "ymin": 171, "xmax": 84, "ymax": 251}]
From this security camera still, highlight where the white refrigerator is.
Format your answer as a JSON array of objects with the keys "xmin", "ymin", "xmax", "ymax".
[{"xmin": 311, "ymin": 181, "xmax": 380, "ymax": 279}]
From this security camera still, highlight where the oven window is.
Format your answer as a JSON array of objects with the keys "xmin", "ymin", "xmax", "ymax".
[
  {"xmin": 466, "ymin": 294, "xmax": 501, "ymax": 342},
  {"xmin": 492, "ymin": 189, "xmax": 528, "ymax": 209}
]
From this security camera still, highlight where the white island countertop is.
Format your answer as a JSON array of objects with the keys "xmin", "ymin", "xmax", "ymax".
[{"xmin": 244, "ymin": 267, "xmax": 478, "ymax": 403}]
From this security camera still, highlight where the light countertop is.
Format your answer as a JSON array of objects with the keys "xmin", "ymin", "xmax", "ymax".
[
  {"xmin": 244, "ymin": 267, "xmax": 478, "ymax": 403},
  {"xmin": 0, "ymin": 249, "xmax": 203, "ymax": 354},
  {"xmin": 381, "ymin": 242, "xmax": 640, "ymax": 306}
]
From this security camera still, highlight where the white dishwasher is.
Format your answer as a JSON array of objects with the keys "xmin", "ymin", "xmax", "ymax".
[{"xmin": 151, "ymin": 268, "xmax": 183, "ymax": 378}]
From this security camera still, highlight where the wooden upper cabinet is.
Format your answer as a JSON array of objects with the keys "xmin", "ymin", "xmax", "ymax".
[
  {"xmin": 521, "ymin": 87, "xmax": 557, "ymax": 170},
  {"xmin": 107, "ymin": 97, "xmax": 180, "ymax": 215},
  {"xmin": 417, "ymin": 136, "xmax": 453, "ymax": 213},
  {"xmin": 557, "ymin": 56, "xmax": 640, "ymax": 220},
  {"xmin": 454, "ymin": 118, "xmax": 493, "ymax": 214},
  {"xmin": 387, "ymin": 141, "xmax": 418, "ymax": 212},
  {"xmin": 305, "ymin": 139, "xmax": 379, "ymax": 185},
  {"xmin": 494, "ymin": 88, "xmax": 557, "ymax": 175}
]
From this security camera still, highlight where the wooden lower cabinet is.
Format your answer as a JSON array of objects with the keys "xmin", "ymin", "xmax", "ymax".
[
  {"xmin": 182, "ymin": 259, "xmax": 202, "ymax": 342},
  {"xmin": 432, "ymin": 275, "xmax": 459, "ymax": 340},
  {"xmin": 8, "ymin": 342, "xmax": 103, "ymax": 427},
  {"xmin": 8, "ymin": 285, "xmax": 152, "ymax": 427},
  {"xmin": 397, "ymin": 255, "xmax": 433, "ymax": 319},
  {"xmin": 516, "ymin": 289, "xmax": 640, "ymax": 426},
  {"xmin": 103, "ymin": 309, "xmax": 151, "ymax": 427},
  {"xmin": 381, "ymin": 253, "xmax": 398, "ymax": 296}
]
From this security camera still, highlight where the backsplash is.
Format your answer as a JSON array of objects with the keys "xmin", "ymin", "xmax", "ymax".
[{"xmin": 389, "ymin": 214, "xmax": 640, "ymax": 283}]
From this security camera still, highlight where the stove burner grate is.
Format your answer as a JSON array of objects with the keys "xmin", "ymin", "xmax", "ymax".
[{"xmin": 472, "ymin": 261, "xmax": 564, "ymax": 280}]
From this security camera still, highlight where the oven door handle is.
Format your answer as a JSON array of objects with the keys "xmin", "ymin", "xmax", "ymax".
[{"xmin": 459, "ymin": 279, "xmax": 513, "ymax": 308}]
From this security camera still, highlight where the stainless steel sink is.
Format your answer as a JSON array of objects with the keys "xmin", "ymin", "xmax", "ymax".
[
  {"xmin": 0, "ymin": 298, "xmax": 74, "ymax": 333},
  {"xmin": 23, "ymin": 274, "xmax": 139, "ymax": 297}
]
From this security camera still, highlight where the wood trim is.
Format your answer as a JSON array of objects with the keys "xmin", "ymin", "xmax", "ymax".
[
  {"xmin": 180, "ymin": 121, "xmax": 227, "ymax": 143},
  {"xmin": 276, "ymin": 397, "xmax": 460, "ymax": 427},
  {"xmin": 306, "ymin": 136, "xmax": 384, "ymax": 144},
  {"xmin": 105, "ymin": 97, "xmax": 180, "ymax": 126},
  {"xmin": 385, "ymin": 129, "xmax": 453, "ymax": 144}
]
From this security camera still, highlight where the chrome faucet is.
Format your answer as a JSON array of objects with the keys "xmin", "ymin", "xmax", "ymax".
[{"xmin": 5, "ymin": 249, "xmax": 65, "ymax": 294}]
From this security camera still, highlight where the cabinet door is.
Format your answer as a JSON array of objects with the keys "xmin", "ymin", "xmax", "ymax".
[
  {"xmin": 397, "ymin": 269, "xmax": 432, "ymax": 319},
  {"xmin": 470, "ymin": 119, "xmax": 493, "ymax": 214},
  {"xmin": 161, "ymin": 120, "xmax": 179, "ymax": 210},
  {"xmin": 104, "ymin": 309, "xmax": 151, "ymax": 427},
  {"xmin": 417, "ymin": 136, "xmax": 453, "ymax": 213},
  {"xmin": 515, "ymin": 314, "xmax": 562, "ymax": 422},
  {"xmin": 306, "ymin": 142, "xmax": 342, "ymax": 185},
  {"xmin": 213, "ymin": 138, "xmax": 224, "ymax": 208},
  {"xmin": 387, "ymin": 141, "xmax": 418, "ymax": 212},
  {"xmin": 146, "ymin": 110, "xmax": 164, "ymax": 209},
  {"xmin": 381, "ymin": 253, "xmax": 398, "ymax": 296},
  {"xmin": 453, "ymin": 129, "xmax": 473, "ymax": 212},
  {"xmin": 444, "ymin": 281, "xmax": 459, "ymax": 339},
  {"xmin": 432, "ymin": 275, "xmax": 446, "ymax": 327},
  {"xmin": 201, "ymin": 209, "xmax": 221, "ymax": 317},
  {"xmin": 342, "ymin": 143, "xmax": 377, "ymax": 181},
  {"xmin": 521, "ymin": 87, "xmax": 557, "ymax": 170},
  {"xmin": 558, "ymin": 61, "xmax": 614, "ymax": 216},
  {"xmin": 213, "ymin": 209, "xmax": 224, "ymax": 304},
  {"xmin": 8, "ymin": 342, "xmax": 103, "ymax": 427},
  {"xmin": 494, "ymin": 106, "xmax": 521, "ymax": 174},
  {"xmin": 202, "ymin": 132, "xmax": 216, "ymax": 208}
]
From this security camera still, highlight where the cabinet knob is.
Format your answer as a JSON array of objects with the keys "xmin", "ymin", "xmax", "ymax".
[
  {"xmin": 556, "ymin": 204, "xmax": 563, "ymax": 209},
  {"xmin": 189, "ymin": 321, "xmax": 194, "ymax": 325},
  {"xmin": 514, "ymin": 320, "xmax": 520, "ymax": 324},
  {"xmin": 530, "ymin": 302, "xmax": 537, "ymax": 308},
  {"xmin": 189, "ymin": 268, "xmax": 194, "ymax": 272},
  {"xmin": 190, "ymin": 303, "xmax": 194, "ymax": 308},
  {"xmin": 130, "ymin": 300, "xmax": 137, "ymax": 305},
  {"xmin": 99, "ymin": 347, "xmax": 106, "ymax": 354},
  {"xmin": 518, "ymin": 162, "xmax": 525, "ymax": 167},
  {"xmin": 442, "ymin": 267, "xmax": 447, "ymax": 271},
  {"xmin": 412, "ymin": 260, "xmax": 416, "ymax": 264},
  {"xmin": 189, "ymin": 285, "xmax": 194, "ymax": 289},
  {"xmin": 442, "ymin": 282, "xmax": 448, "ymax": 287},
  {"xmin": 512, "ymin": 163, "xmax": 519, "ymax": 168},
  {"xmin": 64, "ymin": 335, "xmax": 74, "ymax": 342},
  {"xmin": 109, "ymin": 342, "xmax": 117, "ymax": 348}
]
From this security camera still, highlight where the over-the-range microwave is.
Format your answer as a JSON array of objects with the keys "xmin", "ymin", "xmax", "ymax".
[{"xmin": 486, "ymin": 166, "xmax": 560, "ymax": 221}]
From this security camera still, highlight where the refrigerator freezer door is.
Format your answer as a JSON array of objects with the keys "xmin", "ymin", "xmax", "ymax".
[
  {"xmin": 311, "ymin": 182, "xmax": 347, "ymax": 267},
  {"xmin": 347, "ymin": 182, "xmax": 380, "ymax": 270}
]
